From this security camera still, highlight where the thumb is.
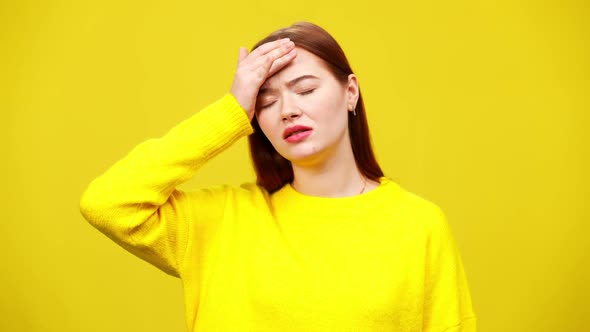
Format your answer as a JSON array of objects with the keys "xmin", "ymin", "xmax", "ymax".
[{"xmin": 238, "ymin": 47, "xmax": 248, "ymax": 63}]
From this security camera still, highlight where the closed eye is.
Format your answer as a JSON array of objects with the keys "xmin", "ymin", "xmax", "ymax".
[
  {"xmin": 259, "ymin": 101, "xmax": 276, "ymax": 110},
  {"xmin": 258, "ymin": 88, "xmax": 315, "ymax": 110},
  {"xmin": 299, "ymin": 89, "xmax": 315, "ymax": 96}
]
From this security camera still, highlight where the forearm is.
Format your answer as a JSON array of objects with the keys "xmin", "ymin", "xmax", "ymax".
[{"xmin": 79, "ymin": 93, "xmax": 252, "ymax": 252}]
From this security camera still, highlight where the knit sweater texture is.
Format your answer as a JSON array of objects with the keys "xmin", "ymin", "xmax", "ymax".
[{"xmin": 80, "ymin": 93, "xmax": 477, "ymax": 332}]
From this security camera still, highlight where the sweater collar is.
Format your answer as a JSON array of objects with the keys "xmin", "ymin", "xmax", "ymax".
[{"xmin": 271, "ymin": 177, "xmax": 402, "ymax": 214}]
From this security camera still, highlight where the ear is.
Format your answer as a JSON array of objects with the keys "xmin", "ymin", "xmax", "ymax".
[{"xmin": 346, "ymin": 74, "xmax": 359, "ymax": 112}]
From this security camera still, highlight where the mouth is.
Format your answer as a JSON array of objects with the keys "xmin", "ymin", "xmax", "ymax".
[{"xmin": 283, "ymin": 125, "xmax": 313, "ymax": 142}]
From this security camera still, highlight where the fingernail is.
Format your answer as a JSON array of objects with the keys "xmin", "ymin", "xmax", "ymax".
[{"xmin": 281, "ymin": 38, "xmax": 291, "ymax": 44}]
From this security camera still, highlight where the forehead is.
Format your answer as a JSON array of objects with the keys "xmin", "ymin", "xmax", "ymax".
[{"xmin": 262, "ymin": 47, "xmax": 330, "ymax": 87}]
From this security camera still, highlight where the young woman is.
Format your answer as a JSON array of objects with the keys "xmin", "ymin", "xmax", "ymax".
[{"xmin": 80, "ymin": 22, "xmax": 476, "ymax": 331}]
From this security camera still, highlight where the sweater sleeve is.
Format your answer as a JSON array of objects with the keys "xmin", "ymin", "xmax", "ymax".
[
  {"xmin": 422, "ymin": 207, "xmax": 477, "ymax": 332},
  {"xmin": 79, "ymin": 93, "xmax": 253, "ymax": 278}
]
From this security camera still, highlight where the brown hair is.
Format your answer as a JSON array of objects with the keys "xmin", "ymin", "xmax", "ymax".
[{"xmin": 248, "ymin": 21, "xmax": 384, "ymax": 193}]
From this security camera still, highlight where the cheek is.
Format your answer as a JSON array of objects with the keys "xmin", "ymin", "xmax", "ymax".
[
  {"xmin": 311, "ymin": 92, "xmax": 347, "ymax": 122},
  {"xmin": 255, "ymin": 114, "xmax": 276, "ymax": 141},
  {"xmin": 314, "ymin": 84, "xmax": 346, "ymax": 110}
]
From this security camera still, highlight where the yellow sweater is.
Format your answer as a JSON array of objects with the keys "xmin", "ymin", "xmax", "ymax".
[{"xmin": 80, "ymin": 93, "xmax": 476, "ymax": 332}]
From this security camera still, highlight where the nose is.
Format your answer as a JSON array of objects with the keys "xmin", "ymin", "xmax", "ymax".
[{"xmin": 279, "ymin": 94, "xmax": 302, "ymax": 121}]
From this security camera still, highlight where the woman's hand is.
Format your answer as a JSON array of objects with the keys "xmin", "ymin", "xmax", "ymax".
[{"xmin": 230, "ymin": 38, "xmax": 297, "ymax": 120}]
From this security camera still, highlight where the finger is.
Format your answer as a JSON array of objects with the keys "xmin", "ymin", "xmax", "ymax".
[
  {"xmin": 238, "ymin": 47, "xmax": 248, "ymax": 63},
  {"xmin": 268, "ymin": 48, "xmax": 297, "ymax": 77},
  {"xmin": 254, "ymin": 41, "xmax": 295, "ymax": 72},
  {"xmin": 250, "ymin": 38, "xmax": 291, "ymax": 57}
]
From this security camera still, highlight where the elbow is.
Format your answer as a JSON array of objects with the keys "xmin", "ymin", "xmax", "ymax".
[
  {"xmin": 79, "ymin": 185, "xmax": 104, "ymax": 227},
  {"xmin": 79, "ymin": 191, "xmax": 92, "ymax": 221}
]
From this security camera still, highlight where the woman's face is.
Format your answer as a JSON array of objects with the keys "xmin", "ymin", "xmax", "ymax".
[{"xmin": 255, "ymin": 47, "xmax": 359, "ymax": 165}]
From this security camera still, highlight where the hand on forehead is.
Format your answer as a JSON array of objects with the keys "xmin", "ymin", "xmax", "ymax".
[{"xmin": 261, "ymin": 47, "xmax": 325, "ymax": 89}]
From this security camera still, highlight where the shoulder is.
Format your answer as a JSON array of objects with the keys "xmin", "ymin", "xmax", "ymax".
[
  {"xmin": 380, "ymin": 178, "xmax": 443, "ymax": 213},
  {"xmin": 382, "ymin": 178, "xmax": 449, "ymax": 231},
  {"xmin": 181, "ymin": 182, "xmax": 269, "ymax": 205},
  {"xmin": 400, "ymin": 188, "xmax": 445, "ymax": 217}
]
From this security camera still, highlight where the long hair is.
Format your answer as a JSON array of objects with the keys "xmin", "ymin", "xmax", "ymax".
[{"xmin": 248, "ymin": 22, "xmax": 384, "ymax": 193}]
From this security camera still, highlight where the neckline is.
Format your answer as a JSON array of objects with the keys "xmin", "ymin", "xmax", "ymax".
[
  {"xmin": 287, "ymin": 176, "xmax": 391, "ymax": 197},
  {"xmin": 273, "ymin": 177, "xmax": 401, "ymax": 212}
]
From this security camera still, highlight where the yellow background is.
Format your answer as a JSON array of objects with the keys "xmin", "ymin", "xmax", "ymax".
[{"xmin": 1, "ymin": 0, "xmax": 588, "ymax": 331}]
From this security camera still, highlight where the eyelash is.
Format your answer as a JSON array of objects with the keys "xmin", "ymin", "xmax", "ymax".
[
  {"xmin": 259, "ymin": 89, "xmax": 316, "ymax": 109},
  {"xmin": 299, "ymin": 89, "xmax": 315, "ymax": 96}
]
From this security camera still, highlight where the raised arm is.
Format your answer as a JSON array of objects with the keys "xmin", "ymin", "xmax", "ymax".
[
  {"xmin": 79, "ymin": 39, "xmax": 297, "ymax": 277},
  {"xmin": 79, "ymin": 94, "xmax": 252, "ymax": 277}
]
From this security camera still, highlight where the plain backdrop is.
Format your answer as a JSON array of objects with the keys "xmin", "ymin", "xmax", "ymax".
[{"xmin": 1, "ymin": 0, "xmax": 588, "ymax": 331}]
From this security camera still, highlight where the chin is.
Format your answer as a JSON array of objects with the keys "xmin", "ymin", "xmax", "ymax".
[{"xmin": 281, "ymin": 145, "xmax": 324, "ymax": 165}]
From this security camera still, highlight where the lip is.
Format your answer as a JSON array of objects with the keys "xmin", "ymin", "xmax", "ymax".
[
  {"xmin": 283, "ymin": 125, "xmax": 313, "ymax": 139},
  {"xmin": 283, "ymin": 125, "xmax": 313, "ymax": 142}
]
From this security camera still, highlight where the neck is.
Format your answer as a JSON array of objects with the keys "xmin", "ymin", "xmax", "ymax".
[{"xmin": 291, "ymin": 142, "xmax": 368, "ymax": 198}]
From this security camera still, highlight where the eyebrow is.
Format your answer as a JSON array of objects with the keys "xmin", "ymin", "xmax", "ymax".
[{"xmin": 259, "ymin": 74, "xmax": 319, "ymax": 95}]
